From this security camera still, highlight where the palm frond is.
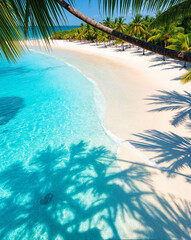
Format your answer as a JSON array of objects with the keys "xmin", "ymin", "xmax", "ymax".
[
  {"xmin": 0, "ymin": 0, "xmax": 75, "ymax": 61},
  {"xmin": 0, "ymin": 0, "xmax": 24, "ymax": 61},
  {"xmin": 167, "ymin": 44, "xmax": 179, "ymax": 50},
  {"xmin": 10, "ymin": 0, "xmax": 74, "ymax": 41},
  {"xmin": 97, "ymin": 0, "xmax": 183, "ymax": 15},
  {"xmin": 151, "ymin": 0, "xmax": 191, "ymax": 27},
  {"xmin": 181, "ymin": 69, "xmax": 191, "ymax": 84}
]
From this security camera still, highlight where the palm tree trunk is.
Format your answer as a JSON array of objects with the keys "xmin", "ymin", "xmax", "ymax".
[
  {"xmin": 122, "ymin": 43, "xmax": 124, "ymax": 51},
  {"xmin": 57, "ymin": 0, "xmax": 191, "ymax": 63},
  {"xmin": 163, "ymin": 41, "xmax": 166, "ymax": 61}
]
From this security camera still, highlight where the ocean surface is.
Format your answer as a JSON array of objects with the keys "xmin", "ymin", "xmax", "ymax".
[
  {"xmin": 22, "ymin": 25, "xmax": 79, "ymax": 39},
  {"xmin": 0, "ymin": 50, "xmax": 125, "ymax": 239}
]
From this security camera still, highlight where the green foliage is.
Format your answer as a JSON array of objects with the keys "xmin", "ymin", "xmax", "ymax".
[
  {"xmin": 50, "ymin": 13, "xmax": 191, "ymax": 52},
  {"xmin": 98, "ymin": 0, "xmax": 185, "ymax": 15},
  {"xmin": 0, "ymin": 0, "xmax": 75, "ymax": 60},
  {"xmin": 179, "ymin": 17, "xmax": 191, "ymax": 34},
  {"xmin": 51, "ymin": 16, "xmax": 127, "ymax": 42},
  {"xmin": 148, "ymin": 25, "xmax": 184, "ymax": 47},
  {"xmin": 128, "ymin": 14, "xmax": 146, "ymax": 37},
  {"xmin": 0, "ymin": 0, "xmax": 24, "ymax": 61},
  {"xmin": 151, "ymin": 0, "xmax": 191, "ymax": 28},
  {"xmin": 167, "ymin": 33, "xmax": 191, "ymax": 52},
  {"xmin": 181, "ymin": 69, "xmax": 191, "ymax": 84},
  {"xmin": 51, "ymin": 28, "xmax": 79, "ymax": 40},
  {"xmin": 2, "ymin": 0, "xmax": 191, "ymax": 61}
]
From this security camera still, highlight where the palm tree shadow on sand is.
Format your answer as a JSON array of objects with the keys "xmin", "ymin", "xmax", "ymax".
[
  {"xmin": 129, "ymin": 130, "xmax": 191, "ymax": 175},
  {"xmin": 0, "ymin": 141, "xmax": 191, "ymax": 239},
  {"xmin": 145, "ymin": 90, "xmax": 191, "ymax": 127},
  {"xmin": 127, "ymin": 90, "xmax": 191, "ymax": 176}
]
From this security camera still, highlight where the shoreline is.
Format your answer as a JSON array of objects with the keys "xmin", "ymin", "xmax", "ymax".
[
  {"xmin": 28, "ymin": 41, "xmax": 156, "ymax": 165},
  {"xmin": 26, "ymin": 40, "xmax": 191, "ymax": 202}
]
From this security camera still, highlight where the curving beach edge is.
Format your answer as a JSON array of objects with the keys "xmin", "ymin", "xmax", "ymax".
[{"xmin": 27, "ymin": 39, "xmax": 191, "ymax": 216}]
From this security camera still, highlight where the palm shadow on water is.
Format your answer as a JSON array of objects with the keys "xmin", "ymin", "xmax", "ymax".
[
  {"xmin": 0, "ymin": 97, "xmax": 25, "ymax": 126},
  {"xmin": 0, "ymin": 141, "xmax": 191, "ymax": 239}
]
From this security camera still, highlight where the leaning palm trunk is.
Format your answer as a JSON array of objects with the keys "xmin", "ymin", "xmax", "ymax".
[{"xmin": 57, "ymin": 0, "xmax": 191, "ymax": 63}]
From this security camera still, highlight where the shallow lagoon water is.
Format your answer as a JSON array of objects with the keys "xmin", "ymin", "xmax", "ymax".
[
  {"xmin": 0, "ymin": 51, "xmax": 117, "ymax": 166},
  {"xmin": 0, "ymin": 51, "xmax": 127, "ymax": 239}
]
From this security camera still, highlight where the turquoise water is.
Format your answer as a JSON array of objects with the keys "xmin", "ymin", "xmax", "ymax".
[
  {"xmin": 0, "ymin": 51, "xmax": 124, "ymax": 239},
  {"xmin": 21, "ymin": 26, "xmax": 79, "ymax": 39},
  {"xmin": 0, "ymin": 51, "xmax": 116, "ymax": 167}
]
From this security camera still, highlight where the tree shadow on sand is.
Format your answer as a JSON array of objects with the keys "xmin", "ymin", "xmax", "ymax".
[
  {"xmin": 129, "ymin": 130, "xmax": 191, "ymax": 175},
  {"xmin": 146, "ymin": 90, "xmax": 191, "ymax": 127},
  {"xmin": 0, "ymin": 141, "xmax": 191, "ymax": 239}
]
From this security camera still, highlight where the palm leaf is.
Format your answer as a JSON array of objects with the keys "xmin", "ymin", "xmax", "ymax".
[
  {"xmin": 181, "ymin": 69, "xmax": 191, "ymax": 84},
  {"xmin": 0, "ymin": 0, "xmax": 24, "ymax": 61},
  {"xmin": 97, "ymin": 0, "xmax": 183, "ymax": 15},
  {"xmin": 167, "ymin": 45, "xmax": 179, "ymax": 50},
  {"xmin": 0, "ymin": 0, "xmax": 74, "ymax": 61},
  {"xmin": 151, "ymin": 0, "xmax": 191, "ymax": 27}
]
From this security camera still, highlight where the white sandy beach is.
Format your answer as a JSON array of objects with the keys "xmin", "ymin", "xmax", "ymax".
[{"xmin": 27, "ymin": 39, "xmax": 191, "ymax": 238}]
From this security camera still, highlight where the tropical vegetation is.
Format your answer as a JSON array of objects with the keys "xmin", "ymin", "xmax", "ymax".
[
  {"xmin": 51, "ymin": 14, "xmax": 191, "ymax": 65},
  {"xmin": 2, "ymin": 0, "xmax": 191, "ymax": 81}
]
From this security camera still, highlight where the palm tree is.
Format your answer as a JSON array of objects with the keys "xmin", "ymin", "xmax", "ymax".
[
  {"xmin": 58, "ymin": 1, "xmax": 191, "ymax": 63},
  {"xmin": 103, "ymin": 17, "xmax": 112, "ymax": 27},
  {"xmin": 129, "ymin": 14, "xmax": 146, "ymax": 38},
  {"xmin": 167, "ymin": 33, "xmax": 191, "ymax": 67},
  {"xmin": 115, "ymin": 38, "xmax": 126, "ymax": 51},
  {"xmin": 148, "ymin": 25, "xmax": 184, "ymax": 61},
  {"xmin": 90, "ymin": 27, "xmax": 100, "ymax": 45},
  {"xmin": 114, "ymin": 17, "xmax": 127, "ymax": 32},
  {"xmin": 139, "ymin": 31, "xmax": 150, "ymax": 55},
  {"xmin": 142, "ymin": 15, "xmax": 154, "ymax": 27},
  {"xmin": 83, "ymin": 24, "xmax": 92, "ymax": 41},
  {"xmin": 97, "ymin": 31, "xmax": 109, "ymax": 47},
  {"xmin": 75, "ymin": 28, "xmax": 84, "ymax": 42},
  {"xmin": 2, "ymin": 0, "xmax": 191, "ymax": 63},
  {"xmin": 128, "ymin": 14, "xmax": 149, "ymax": 53},
  {"xmin": 113, "ymin": 17, "xmax": 127, "ymax": 50},
  {"xmin": 64, "ymin": 33, "xmax": 73, "ymax": 41}
]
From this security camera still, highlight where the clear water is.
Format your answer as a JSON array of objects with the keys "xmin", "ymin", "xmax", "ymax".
[
  {"xmin": 20, "ymin": 25, "xmax": 79, "ymax": 39},
  {"xmin": 0, "ymin": 51, "xmax": 122, "ymax": 239}
]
